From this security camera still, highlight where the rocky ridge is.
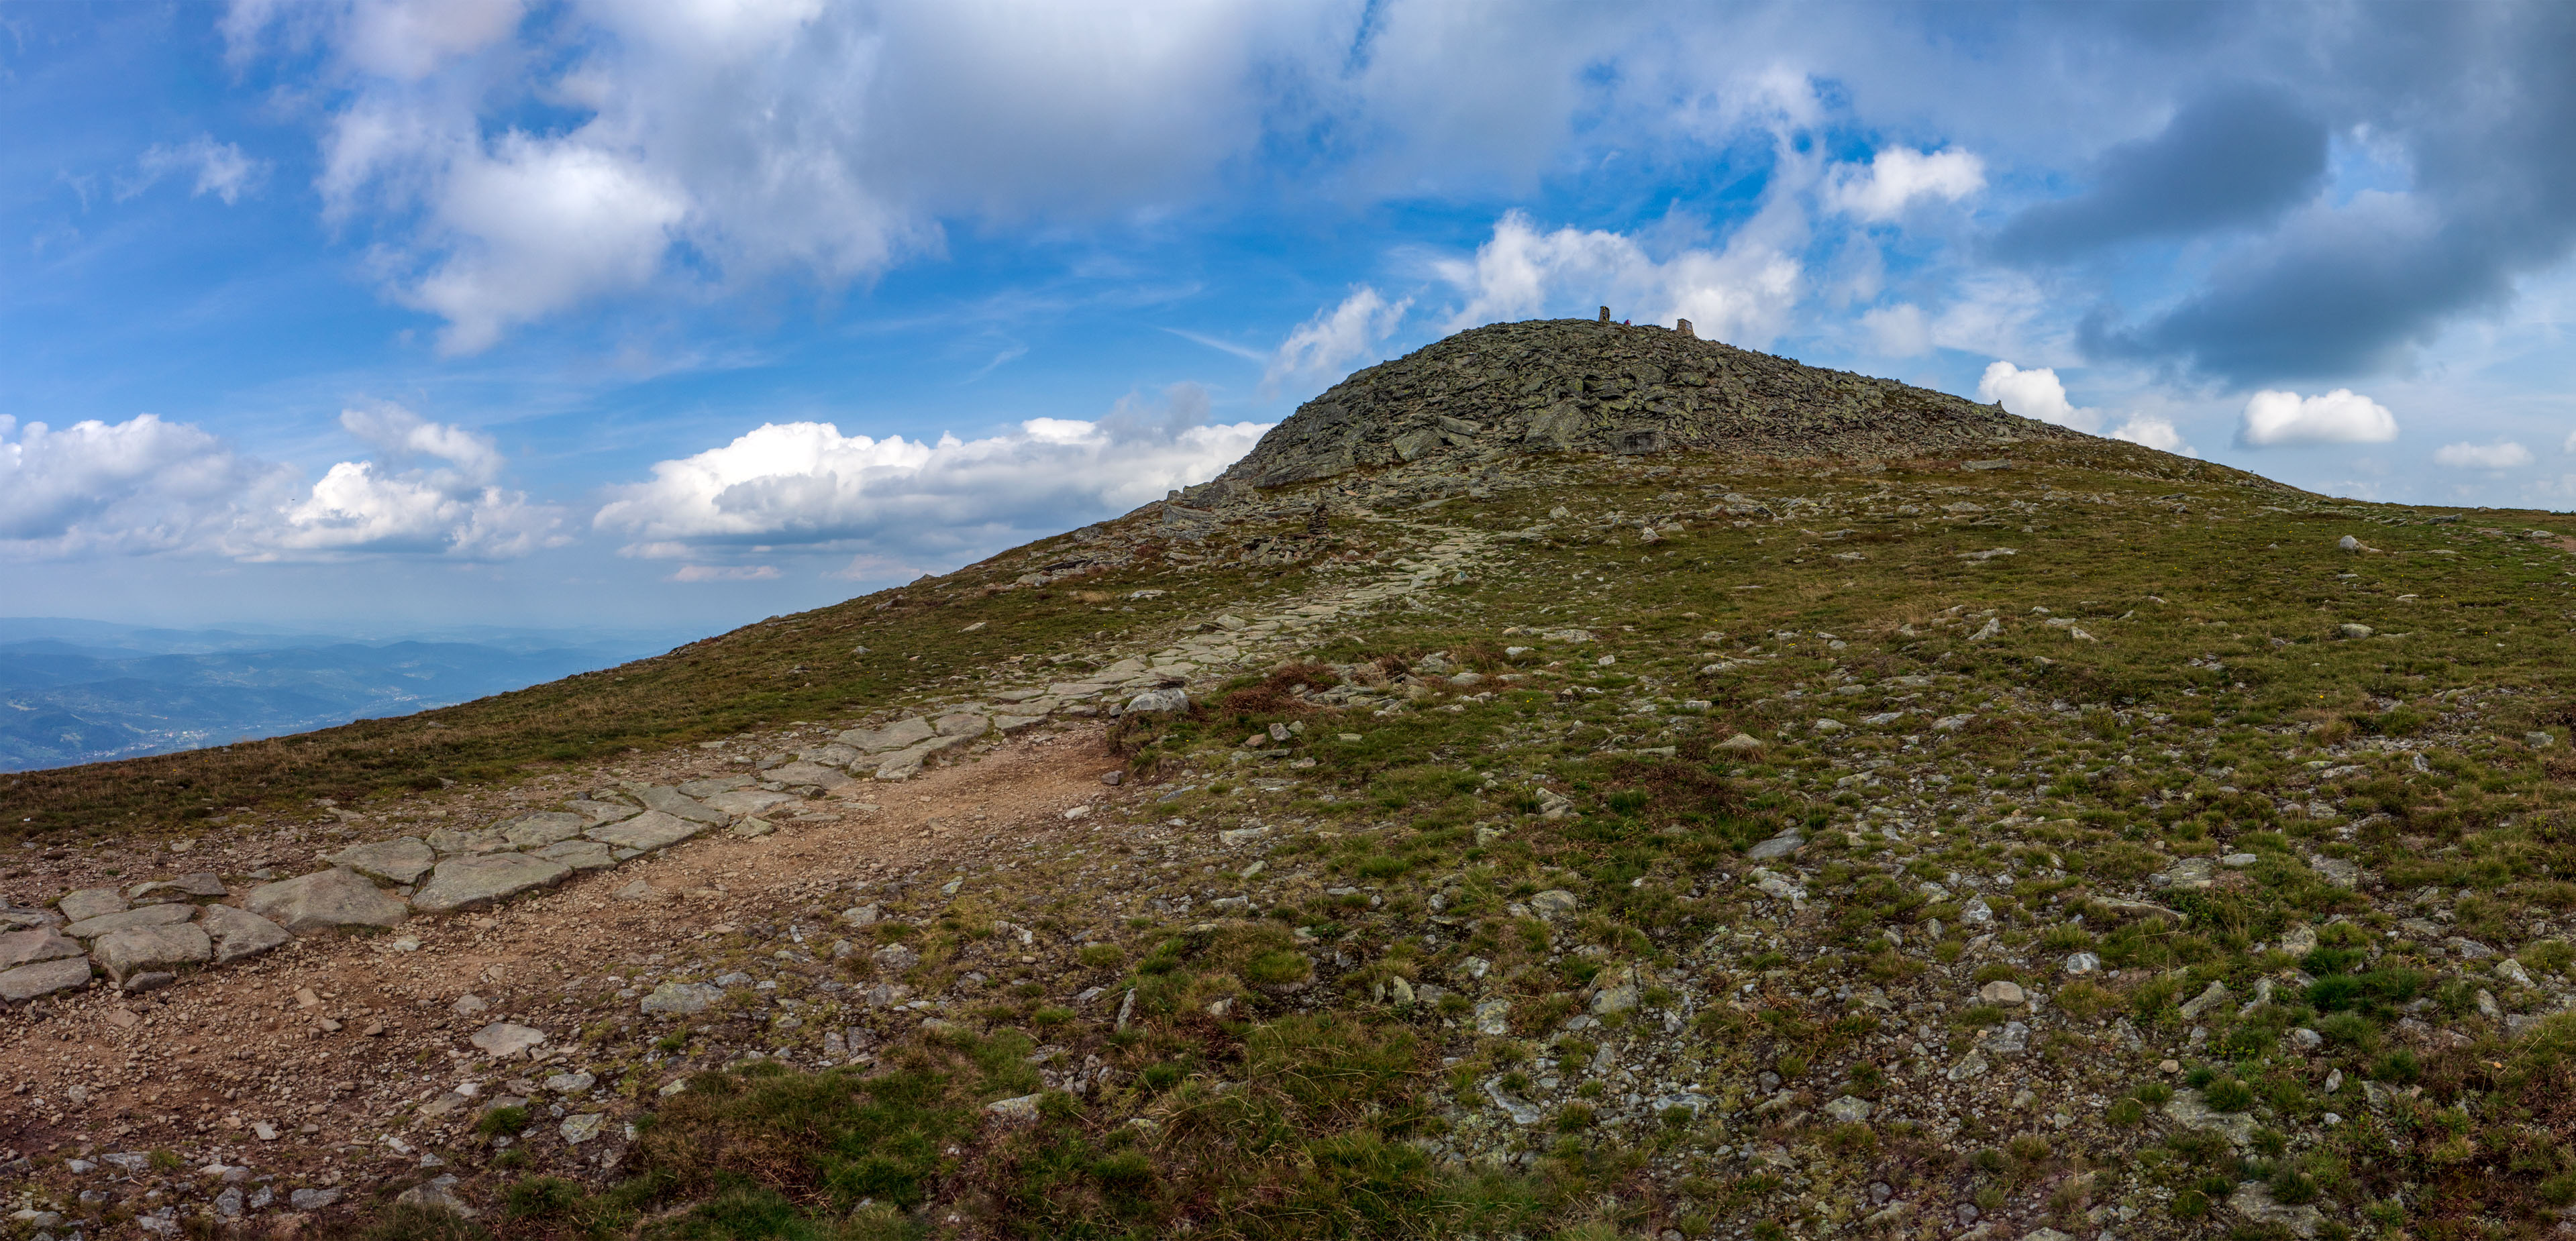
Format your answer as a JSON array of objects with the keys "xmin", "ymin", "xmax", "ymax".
[{"xmin": 1216, "ymin": 317, "xmax": 2085, "ymax": 494}]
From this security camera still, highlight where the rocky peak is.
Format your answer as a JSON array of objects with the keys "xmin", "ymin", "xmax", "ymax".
[{"xmin": 1217, "ymin": 317, "xmax": 2087, "ymax": 494}]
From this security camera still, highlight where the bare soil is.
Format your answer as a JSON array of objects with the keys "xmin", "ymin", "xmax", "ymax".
[{"xmin": 0, "ymin": 724, "xmax": 1122, "ymax": 1212}]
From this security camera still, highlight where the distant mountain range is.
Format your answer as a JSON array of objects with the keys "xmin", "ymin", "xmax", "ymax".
[{"xmin": 0, "ymin": 617, "xmax": 702, "ymax": 773}]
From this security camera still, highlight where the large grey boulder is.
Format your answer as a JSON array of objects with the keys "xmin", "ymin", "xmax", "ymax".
[
  {"xmin": 0, "ymin": 927, "xmax": 83, "ymax": 969},
  {"xmin": 498, "ymin": 812, "xmax": 592, "ymax": 849},
  {"xmin": 246, "ymin": 868, "xmax": 409, "ymax": 932},
  {"xmin": 199, "ymin": 904, "xmax": 291, "ymax": 964},
  {"xmin": 587, "ymin": 810, "xmax": 703, "ymax": 852},
  {"xmin": 64, "ymin": 903, "xmax": 193, "ymax": 940},
  {"xmin": 635, "ymin": 786, "xmax": 731, "ymax": 826},
  {"xmin": 93, "ymin": 922, "xmax": 213, "ymax": 982},
  {"xmin": 836, "ymin": 717, "xmax": 936, "ymax": 753},
  {"xmin": 0, "ymin": 956, "xmax": 93, "ymax": 1002},
  {"xmin": 57, "ymin": 887, "xmax": 127, "ymax": 923},
  {"xmin": 1121, "ymin": 689, "xmax": 1190, "ymax": 715},
  {"xmin": 413, "ymin": 855, "xmax": 574, "ymax": 914},
  {"xmin": 330, "ymin": 837, "xmax": 437, "ymax": 885}
]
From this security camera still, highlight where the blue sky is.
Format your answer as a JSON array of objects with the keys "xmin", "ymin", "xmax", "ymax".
[{"xmin": 6, "ymin": 1, "xmax": 2575, "ymax": 633}]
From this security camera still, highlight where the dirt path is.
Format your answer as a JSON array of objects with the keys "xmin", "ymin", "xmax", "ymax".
[
  {"xmin": 0, "ymin": 524, "xmax": 1509, "ymax": 1227},
  {"xmin": 0, "ymin": 726, "xmax": 1121, "ymax": 1211}
]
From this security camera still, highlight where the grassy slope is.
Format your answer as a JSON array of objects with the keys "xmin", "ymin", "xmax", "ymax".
[
  {"xmin": 0, "ymin": 528, "xmax": 1349, "ymax": 845},
  {"xmin": 34, "ymin": 441, "xmax": 2576, "ymax": 1241}
]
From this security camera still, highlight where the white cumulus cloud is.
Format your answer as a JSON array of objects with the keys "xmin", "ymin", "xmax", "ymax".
[
  {"xmin": 1977, "ymin": 361, "xmax": 2194, "ymax": 454},
  {"xmin": 2108, "ymin": 414, "xmax": 2196, "ymax": 457},
  {"xmin": 1977, "ymin": 361, "xmax": 2098, "ymax": 432},
  {"xmin": 237, "ymin": 402, "xmax": 560, "ymax": 559},
  {"xmin": 1860, "ymin": 303, "xmax": 1930, "ymax": 356},
  {"xmin": 1436, "ymin": 210, "xmax": 1802, "ymax": 346},
  {"xmin": 380, "ymin": 133, "xmax": 693, "ymax": 355},
  {"xmin": 593, "ymin": 386, "xmax": 1270, "ymax": 575},
  {"xmin": 1264, "ymin": 287, "xmax": 1411, "ymax": 397},
  {"xmin": 0, "ymin": 404, "xmax": 560, "ymax": 562},
  {"xmin": 0, "ymin": 414, "xmax": 282, "ymax": 557},
  {"xmin": 231, "ymin": 0, "xmax": 1323, "ymax": 354},
  {"xmin": 2432, "ymin": 441, "xmax": 2534, "ymax": 470},
  {"xmin": 338, "ymin": 400, "xmax": 505, "ymax": 482},
  {"xmin": 1829, "ymin": 146, "xmax": 1984, "ymax": 221},
  {"xmin": 2236, "ymin": 389, "xmax": 2399, "ymax": 446}
]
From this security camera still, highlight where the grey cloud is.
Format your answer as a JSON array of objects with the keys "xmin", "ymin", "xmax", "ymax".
[
  {"xmin": 1993, "ymin": 83, "xmax": 2326, "ymax": 263},
  {"xmin": 2089, "ymin": 5, "xmax": 2576, "ymax": 383}
]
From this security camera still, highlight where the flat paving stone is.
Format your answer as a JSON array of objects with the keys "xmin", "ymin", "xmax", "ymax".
[
  {"xmin": 0, "ymin": 926, "xmax": 84, "ymax": 969},
  {"xmin": 331, "ymin": 838, "xmax": 437, "ymax": 885},
  {"xmin": 498, "ymin": 812, "xmax": 590, "ymax": 849},
  {"xmin": 0, "ymin": 956, "xmax": 94, "ymax": 1002},
  {"xmin": 533, "ymin": 839, "xmax": 617, "ymax": 870},
  {"xmin": 412, "ymin": 854, "xmax": 574, "ymax": 914},
  {"xmin": 199, "ymin": 904, "xmax": 291, "ymax": 964},
  {"xmin": 764, "ymin": 761, "xmax": 854, "ymax": 788},
  {"xmin": 703, "ymin": 789, "xmax": 797, "ymax": 816},
  {"xmin": 64, "ymin": 904, "xmax": 195, "ymax": 940},
  {"xmin": 127, "ymin": 873, "xmax": 227, "ymax": 902},
  {"xmin": 568, "ymin": 799, "xmax": 640, "ymax": 825},
  {"xmin": 93, "ymin": 922, "xmax": 213, "ymax": 982},
  {"xmin": 245, "ymin": 868, "xmax": 409, "ymax": 933},
  {"xmin": 835, "ymin": 716, "xmax": 935, "ymax": 753},
  {"xmin": 635, "ymin": 786, "xmax": 730, "ymax": 826},
  {"xmin": 57, "ymin": 887, "xmax": 127, "ymax": 923},
  {"xmin": 586, "ymin": 810, "xmax": 703, "ymax": 852}
]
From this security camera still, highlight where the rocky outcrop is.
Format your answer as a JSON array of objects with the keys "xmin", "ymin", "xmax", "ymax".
[{"xmin": 1216, "ymin": 317, "xmax": 2085, "ymax": 492}]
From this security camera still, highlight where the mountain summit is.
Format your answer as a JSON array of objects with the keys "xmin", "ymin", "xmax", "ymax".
[
  {"xmin": 1223, "ymin": 317, "xmax": 2081, "ymax": 492},
  {"xmin": 6, "ymin": 322, "xmax": 2572, "ymax": 1240}
]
